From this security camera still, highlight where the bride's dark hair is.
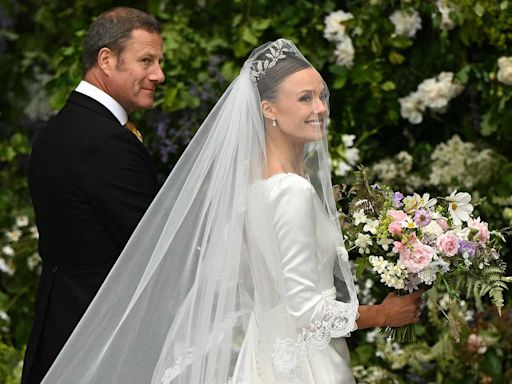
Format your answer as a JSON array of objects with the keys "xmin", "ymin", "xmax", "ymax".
[{"xmin": 255, "ymin": 52, "xmax": 310, "ymax": 102}]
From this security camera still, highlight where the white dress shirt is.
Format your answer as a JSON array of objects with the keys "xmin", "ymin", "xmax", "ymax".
[{"xmin": 75, "ymin": 80, "xmax": 128, "ymax": 126}]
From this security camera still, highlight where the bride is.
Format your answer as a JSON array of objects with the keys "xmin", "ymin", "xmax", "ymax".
[{"xmin": 41, "ymin": 39, "xmax": 421, "ymax": 383}]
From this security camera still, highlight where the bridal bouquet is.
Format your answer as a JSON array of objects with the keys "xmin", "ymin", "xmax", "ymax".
[{"xmin": 336, "ymin": 170, "xmax": 511, "ymax": 342}]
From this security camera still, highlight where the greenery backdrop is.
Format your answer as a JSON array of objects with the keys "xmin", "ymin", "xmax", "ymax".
[{"xmin": 0, "ymin": 0, "xmax": 511, "ymax": 382}]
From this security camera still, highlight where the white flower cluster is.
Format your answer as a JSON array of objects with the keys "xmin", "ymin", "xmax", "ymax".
[
  {"xmin": 352, "ymin": 365, "xmax": 401, "ymax": 384},
  {"xmin": 430, "ymin": 135, "xmax": 500, "ymax": 190},
  {"xmin": 333, "ymin": 134, "xmax": 360, "ymax": 176},
  {"xmin": 324, "ymin": 10, "xmax": 355, "ymax": 68},
  {"xmin": 368, "ymin": 256, "xmax": 407, "ymax": 290},
  {"xmin": 0, "ymin": 215, "xmax": 41, "ymax": 275},
  {"xmin": 399, "ymin": 72, "xmax": 464, "ymax": 124},
  {"xmin": 497, "ymin": 56, "xmax": 512, "ymax": 85},
  {"xmin": 389, "ymin": 9, "xmax": 422, "ymax": 38},
  {"xmin": 369, "ymin": 151, "xmax": 424, "ymax": 193},
  {"xmin": 356, "ymin": 278, "xmax": 377, "ymax": 305}
]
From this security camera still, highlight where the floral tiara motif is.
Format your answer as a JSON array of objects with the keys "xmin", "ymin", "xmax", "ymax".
[{"xmin": 250, "ymin": 39, "xmax": 300, "ymax": 83}]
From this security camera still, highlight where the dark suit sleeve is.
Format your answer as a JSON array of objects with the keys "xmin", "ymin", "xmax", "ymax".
[{"xmin": 85, "ymin": 129, "xmax": 159, "ymax": 248}]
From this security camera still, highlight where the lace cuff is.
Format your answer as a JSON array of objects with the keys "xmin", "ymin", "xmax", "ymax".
[{"xmin": 271, "ymin": 300, "xmax": 358, "ymax": 378}]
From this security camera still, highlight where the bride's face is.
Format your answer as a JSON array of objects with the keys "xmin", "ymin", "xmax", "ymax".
[{"xmin": 268, "ymin": 67, "xmax": 328, "ymax": 144}]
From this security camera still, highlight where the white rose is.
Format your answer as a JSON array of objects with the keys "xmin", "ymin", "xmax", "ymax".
[
  {"xmin": 324, "ymin": 10, "xmax": 354, "ymax": 42},
  {"xmin": 418, "ymin": 79, "xmax": 449, "ymax": 109},
  {"xmin": 497, "ymin": 57, "xmax": 512, "ymax": 85},
  {"xmin": 389, "ymin": 9, "xmax": 422, "ymax": 38},
  {"xmin": 334, "ymin": 35, "xmax": 355, "ymax": 68},
  {"xmin": 399, "ymin": 93, "xmax": 424, "ymax": 124}
]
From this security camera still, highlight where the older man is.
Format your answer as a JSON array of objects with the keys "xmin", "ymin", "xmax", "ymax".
[{"xmin": 22, "ymin": 7, "xmax": 164, "ymax": 383}]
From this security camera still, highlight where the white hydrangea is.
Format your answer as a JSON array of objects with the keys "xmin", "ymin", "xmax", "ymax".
[
  {"xmin": 429, "ymin": 135, "xmax": 499, "ymax": 190},
  {"xmin": 399, "ymin": 72, "xmax": 463, "ymax": 124},
  {"xmin": 369, "ymin": 151, "xmax": 413, "ymax": 186},
  {"xmin": 324, "ymin": 10, "xmax": 354, "ymax": 42},
  {"xmin": 497, "ymin": 56, "xmax": 512, "ymax": 85},
  {"xmin": 334, "ymin": 35, "xmax": 355, "ymax": 68},
  {"xmin": 389, "ymin": 9, "xmax": 422, "ymax": 38}
]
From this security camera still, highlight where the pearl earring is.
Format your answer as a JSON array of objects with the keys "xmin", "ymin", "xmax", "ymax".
[{"xmin": 272, "ymin": 117, "xmax": 277, "ymax": 127}]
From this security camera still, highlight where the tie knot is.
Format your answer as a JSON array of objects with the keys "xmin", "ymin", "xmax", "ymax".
[{"xmin": 125, "ymin": 121, "xmax": 143, "ymax": 143}]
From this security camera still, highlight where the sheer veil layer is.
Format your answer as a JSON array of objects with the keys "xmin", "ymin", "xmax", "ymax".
[{"xmin": 41, "ymin": 39, "xmax": 358, "ymax": 384}]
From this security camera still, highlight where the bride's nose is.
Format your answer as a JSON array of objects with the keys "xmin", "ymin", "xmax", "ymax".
[{"xmin": 313, "ymin": 97, "xmax": 327, "ymax": 116}]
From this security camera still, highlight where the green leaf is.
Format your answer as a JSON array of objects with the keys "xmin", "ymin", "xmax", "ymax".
[
  {"xmin": 241, "ymin": 26, "xmax": 258, "ymax": 45},
  {"xmin": 474, "ymin": 3, "xmax": 486, "ymax": 17},
  {"xmin": 388, "ymin": 50, "xmax": 405, "ymax": 65},
  {"xmin": 389, "ymin": 36, "xmax": 413, "ymax": 49},
  {"xmin": 381, "ymin": 81, "xmax": 396, "ymax": 91},
  {"xmin": 481, "ymin": 110, "xmax": 497, "ymax": 136},
  {"xmin": 456, "ymin": 65, "xmax": 472, "ymax": 84}
]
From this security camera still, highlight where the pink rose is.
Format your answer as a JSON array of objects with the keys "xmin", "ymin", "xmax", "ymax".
[
  {"xmin": 467, "ymin": 217, "xmax": 490, "ymax": 244},
  {"xmin": 388, "ymin": 221, "xmax": 402, "ymax": 236},
  {"xmin": 387, "ymin": 209, "xmax": 408, "ymax": 222},
  {"xmin": 399, "ymin": 241, "xmax": 434, "ymax": 273},
  {"xmin": 436, "ymin": 231, "xmax": 459, "ymax": 257}
]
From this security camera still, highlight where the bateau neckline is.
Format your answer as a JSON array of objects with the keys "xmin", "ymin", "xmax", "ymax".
[{"xmin": 264, "ymin": 172, "xmax": 310, "ymax": 181}]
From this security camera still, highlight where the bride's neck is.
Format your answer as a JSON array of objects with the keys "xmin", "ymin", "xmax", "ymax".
[{"xmin": 265, "ymin": 136, "xmax": 304, "ymax": 177}]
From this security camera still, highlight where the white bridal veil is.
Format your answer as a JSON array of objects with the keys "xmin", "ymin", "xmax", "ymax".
[{"xmin": 41, "ymin": 39, "xmax": 358, "ymax": 383}]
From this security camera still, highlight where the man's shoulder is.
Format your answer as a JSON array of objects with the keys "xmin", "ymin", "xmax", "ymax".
[{"xmin": 56, "ymin": 91, "xmax": 120, "ymax": 128}]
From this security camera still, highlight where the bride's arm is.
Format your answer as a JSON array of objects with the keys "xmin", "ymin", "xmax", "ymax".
[{"xmin": 356, "ymin": 290, "xmax": 423, "ymax": 329}]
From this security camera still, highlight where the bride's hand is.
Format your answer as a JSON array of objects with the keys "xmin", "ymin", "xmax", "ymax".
[{"xmin": 380, "ymin": 290, "xmax": 424, "ymax": 327}]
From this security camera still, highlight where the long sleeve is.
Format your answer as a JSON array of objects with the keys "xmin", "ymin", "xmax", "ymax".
[{"xmin": 267, "ymin": 174, "xmax": 358, "ymax": 340}]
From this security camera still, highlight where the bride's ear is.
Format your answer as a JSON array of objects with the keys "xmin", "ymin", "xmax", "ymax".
[{"xmin": 261, "ymin": 100, "xmax": 275, "ymax": 120}]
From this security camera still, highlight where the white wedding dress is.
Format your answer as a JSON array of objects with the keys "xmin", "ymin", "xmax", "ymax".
[{"xmin": 232, "ymin": 173, "xmax": 357, "ymax": 383}]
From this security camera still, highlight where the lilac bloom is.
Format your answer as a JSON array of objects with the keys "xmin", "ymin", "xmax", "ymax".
[
  {"xmin": 392, "ymin": 191, "xmax": 404, "ymax": 208},
  {"xmin": 414, "ymin": 209, "xmax": 432, "ymax": 227}
]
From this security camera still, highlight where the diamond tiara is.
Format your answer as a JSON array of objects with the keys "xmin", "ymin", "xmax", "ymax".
[{"xmin": 250, "ymin": 39, "xmax": 299, "ymax": 83}]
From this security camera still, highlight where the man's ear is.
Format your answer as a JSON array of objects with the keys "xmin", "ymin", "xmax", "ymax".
[
  {"xmin": 261, "ymin": 100, "xmax": 275, "ymax": 120},
  {"xmin": 97, "ymin": 47, "xmax": 115, "ymax": 76}
]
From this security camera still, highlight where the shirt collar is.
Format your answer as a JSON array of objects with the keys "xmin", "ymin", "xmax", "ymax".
[{"xmin": 75, "ymin": 80, "xmax": 128, "ymax": 126}]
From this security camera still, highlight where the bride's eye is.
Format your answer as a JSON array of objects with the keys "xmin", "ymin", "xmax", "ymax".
[{"xmin": 299, "ymin": 94, "xmax": 312, "ymax": 102}]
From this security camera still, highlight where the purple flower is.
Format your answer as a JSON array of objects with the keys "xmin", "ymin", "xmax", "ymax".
[
  {"xmin": 392, "ymin": 191, "xmax": 404, "ymax": 208},
  {"xmin": 458, "ymin": 240, "xmax": 477, "ymax": 257},
  {"xmin": 414, "ymin": 209, "xmax": 432, "ymax": 227}
]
